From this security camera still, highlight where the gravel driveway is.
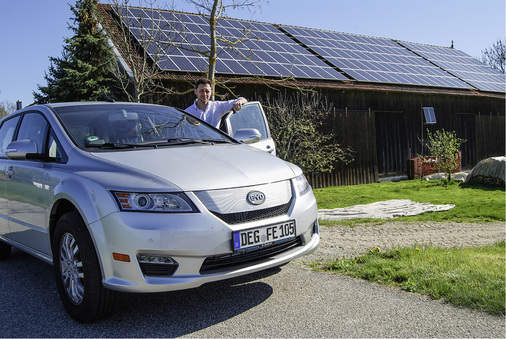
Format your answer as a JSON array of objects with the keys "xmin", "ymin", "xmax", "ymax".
[{"xmin": 296, "ymin": 221, "xmax": 506, "ymax": 264}]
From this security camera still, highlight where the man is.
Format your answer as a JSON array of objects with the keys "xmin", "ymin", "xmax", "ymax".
[{"xmin": 185, "ymin": 78, "xmax": 248, "ymax": 128}]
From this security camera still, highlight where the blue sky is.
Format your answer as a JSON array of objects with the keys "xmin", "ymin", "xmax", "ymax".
[{"xmin": 0, "ymin": 0, "xmax": 504, "ymax": 107}]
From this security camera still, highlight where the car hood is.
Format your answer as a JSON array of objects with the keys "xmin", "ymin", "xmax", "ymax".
[{"xmin": 90, "ymin": 144, "xmax": 296, "ymax": 191}]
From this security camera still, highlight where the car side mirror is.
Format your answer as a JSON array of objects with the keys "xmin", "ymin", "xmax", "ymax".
[
  {"xmin": 234, "ymin": 128, "xmax": 261, "ymax": 144},
  {"xmin": 5, "ymin": 140, "xmax": 44, "ymax": 160}
]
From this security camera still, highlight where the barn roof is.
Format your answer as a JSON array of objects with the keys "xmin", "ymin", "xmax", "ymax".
[{"xmin": 96, "ymin": 4, "xmax": 505, "ymax": 95}]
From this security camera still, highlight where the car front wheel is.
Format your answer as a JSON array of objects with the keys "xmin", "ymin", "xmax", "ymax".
[{"xmin": 52, "ymin": 211, "xmax": 117, "ymax": 322}]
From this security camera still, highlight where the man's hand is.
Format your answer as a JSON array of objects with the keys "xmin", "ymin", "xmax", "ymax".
[{"xmin": 232, "ymin": 98, "xmax": 248, "ymax": 112}]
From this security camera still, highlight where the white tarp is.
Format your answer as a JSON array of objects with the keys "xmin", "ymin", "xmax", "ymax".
[{"xmin": 318, "ymin": 199, "xmax": 455, "ymax": 220}]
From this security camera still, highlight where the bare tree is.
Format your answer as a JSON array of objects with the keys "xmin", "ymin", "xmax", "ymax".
[
  {"xmin": 182, "ymin": 0, "xmax": 318, "ymax": 101},
  {"xmin": 104, "ymin": 0, "xmax": 310, "ymax": 102},
  {"xmin": 104, "ymin": 0, "xmax": 260, "ymax": 101},
  {"xmin": 481, "ymin": 39, "xmax": 505, "ymax": 73},
  {"xmin": 185, "ymin": 0, "xmax": 261, "ymax": 98}
]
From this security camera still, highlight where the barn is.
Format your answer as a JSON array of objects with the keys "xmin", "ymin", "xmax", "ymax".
[{"xmin": 96, "ymin": 3, "xmax": 505, "ymax": 187}]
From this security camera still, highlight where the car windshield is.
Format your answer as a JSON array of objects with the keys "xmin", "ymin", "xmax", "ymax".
[{"xmin": 52, "ymin": 104, "xmax": 233, "ymax": 150}]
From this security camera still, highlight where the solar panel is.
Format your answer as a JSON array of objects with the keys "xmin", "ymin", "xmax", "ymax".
[
  {"xmin": 113, "ymin": 6, "xmax": 503, "ymax": 93},
  {"xmin": 399, "ymin": 42, "xmax": 505, "ymax": 93},
  {"xmin": 423, "ymin": 107, "xmax": 437, "ymax": 124},
  {"xmin": 115, "ymin": 6, "xmax": 347, "ymax": 80},
  {"xmin": 280, "ymin": 25, "xmax": 474, "ymax": 89}
]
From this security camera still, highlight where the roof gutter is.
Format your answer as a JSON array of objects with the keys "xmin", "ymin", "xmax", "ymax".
[{"xmin": 97, "ymin": 22, "xmax": 134, "ymax": 79}]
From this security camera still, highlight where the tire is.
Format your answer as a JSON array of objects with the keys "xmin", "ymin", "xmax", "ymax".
[
  {"xmin": 0, "ymin": 240, "xmax": 11, "ymax": 260},
  {"xmin": 52, "ymin": 211, "xmax": 118, "ymax": 323}
]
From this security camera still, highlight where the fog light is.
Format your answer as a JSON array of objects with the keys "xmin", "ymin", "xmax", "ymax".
[
  {"xmin": 137, "ymin": 255, "xmax": 176, "ymax": 264},
  {"xmin": 137, "ymin": 255, "xmax": 179, "ymax": 276}
]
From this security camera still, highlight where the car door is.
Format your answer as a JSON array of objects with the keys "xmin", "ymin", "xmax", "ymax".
[
  {"xmin": 4, "ymin": 112, "xmax": 53, "ymax": 255},
  {"xmin": 0, "ymin": 115, "xmax": 21, "ymax": 238},
  {"xmin": 220, "ymin": 101, "xmax": 276, "ymax": 155}
]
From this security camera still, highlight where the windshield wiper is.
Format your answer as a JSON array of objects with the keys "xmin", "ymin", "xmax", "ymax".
[
  {"xmin": 88, "ymin": 139, "xmax": 234, "ymax": 149},
  {"xmin": 88, "ymin": 142, "xmax": 138, "ymax": 149},
  {"xmin": 87, "ymin": 142, "xmax": 163, "ymax": 149},
  {"xmin": 166, "ymin": 138, "xmax": 232, "ymax": 145},
  {"xmin": 201, "ymin": 139, "xmax": 234, "ymax": 144}
]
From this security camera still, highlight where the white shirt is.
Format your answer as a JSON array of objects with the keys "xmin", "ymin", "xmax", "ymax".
[{"xmin": 184, "ymin": 98, "xmax": 243, "ymax": 128}]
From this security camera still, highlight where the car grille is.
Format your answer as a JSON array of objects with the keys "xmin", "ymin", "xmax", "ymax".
[
  {"xmin": 199, "ymin": 236, "xmax": 302, "ymax": 274},
  {"xmin": 211, "ymin": 200, "xmax": 292, "ymax": 225}
]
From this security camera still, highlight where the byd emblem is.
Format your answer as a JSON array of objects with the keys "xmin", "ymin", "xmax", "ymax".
[{"xmin": 246, "ymin": 191, "xmax": 266, "ymax": 205}]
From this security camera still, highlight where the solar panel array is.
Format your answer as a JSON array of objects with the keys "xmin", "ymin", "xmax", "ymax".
[
  {"xmin": 117, "ymin": 6, "xmax": 347, "ymax": 80},
  {"xmin": 281, "ymin": 25, "xmax": 473, "ymax": 89},
  {"xmin": 399, "ymin": 41, "xmax": 505, "ymax": 93},
  {"xmin": 114, "ymin": 6, "xmax": 504, "ymax": 93}
]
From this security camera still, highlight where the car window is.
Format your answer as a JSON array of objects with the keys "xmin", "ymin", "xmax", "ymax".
[
  {"xmin": 48, "ymin": 130, "xmax": 67, "ymax": 163},
  {"xmin": 53, "ymin": 104, "xmax": 232, "ymax": 149},
  {"xmin": 16, "ymin": 113, "xmax": 49, "ymax": 153},
  {"xmin": 0, "ymin": 116, "xmax": 20, "ymax": 158},
  {"xmin": 228, "ymin": 104, "xmax": 269, "ymax": 140}
]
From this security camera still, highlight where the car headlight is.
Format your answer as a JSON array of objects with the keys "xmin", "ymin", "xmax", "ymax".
[
  {"xmin": 113, "ymin": 192, "xmax": 198, "ymax": 213},
  {"xmin": 295, "ymin": 174, "xmax": 311, "ymax": 196}
]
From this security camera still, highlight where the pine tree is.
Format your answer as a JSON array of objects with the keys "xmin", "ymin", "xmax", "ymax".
[{"xmin": 34, "ymin": 0, "xmax": 119, "ymax": 103}]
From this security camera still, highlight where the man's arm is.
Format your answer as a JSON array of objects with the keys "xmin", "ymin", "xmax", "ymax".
[{"xmin": 232, "ymin": 97, "xmax": 248, "ymax": 112}]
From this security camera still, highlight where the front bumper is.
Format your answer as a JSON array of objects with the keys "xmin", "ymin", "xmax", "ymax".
[{"xmin": 89, "ymin": 191, "xmax": 319, "ymax": 293}]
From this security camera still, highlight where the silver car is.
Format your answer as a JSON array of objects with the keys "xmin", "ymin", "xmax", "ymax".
[{"xmin": 0, "ymin": 102, "xmax": 319, "ymax": 322}]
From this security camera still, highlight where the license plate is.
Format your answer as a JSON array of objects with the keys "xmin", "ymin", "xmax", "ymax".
[{"xmin": 233, "ymin": 220, "xmax": 296, "ymax": 252}]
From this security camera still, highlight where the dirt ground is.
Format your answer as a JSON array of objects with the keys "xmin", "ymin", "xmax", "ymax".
[{"xmin": 295, "ymin": 221, "xmax": 506, "ymax": 265}]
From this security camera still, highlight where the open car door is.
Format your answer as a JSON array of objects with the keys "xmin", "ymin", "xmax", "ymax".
[{"xmin": 219, "ymin": 101, "xmax": 276, "ymax": 155}]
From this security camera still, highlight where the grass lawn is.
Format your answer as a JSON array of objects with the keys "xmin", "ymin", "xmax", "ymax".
[
  {"xmin": 312, "ymin": 180, "xmax": 505, "ymax": 315},
  {"xmin": 313, "ymin": 180, "xmax": 505, "ymax": 224},
  {"xmin": 320, "ymin": 241, "xmax": 505, "ymax": 315}
]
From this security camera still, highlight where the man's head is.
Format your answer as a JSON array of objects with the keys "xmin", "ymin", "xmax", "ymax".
[
  {"xmin": 195, "ymin": 78, "xmax": 212, "ymax": 90},
  {"xmin": 194, "ymin": 78, "xmax": 212, "ymax": 109}
]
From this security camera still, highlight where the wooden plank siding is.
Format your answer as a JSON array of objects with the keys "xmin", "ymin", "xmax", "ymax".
[
  {"xmin": 303, "ymin": 89, "xmax": 505, "ymax": 188},
  {"xmin": 475, "ymin": 115, "xmax": 506, "ymax": 161},
  {"xmin": 306, "ymin": 112, "xmax": 505, "ymax": 189},
  {"xmin": 309, "ymin": 109, "xmax": 378, "ymax": 188},
  {"xmin": 455, "ymin": 113, "xmax": 477, "ymax": 166}
]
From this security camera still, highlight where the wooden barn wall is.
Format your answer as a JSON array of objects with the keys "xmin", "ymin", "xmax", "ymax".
[
  {"xmin": 296, "ymin": 88, "xmax": 503, "ymax": 188},
  {"xmin": 163, "ymin": 82, "xmax": 505, "ymax": 188},
  {"xmin": 475, "ymin": 115, "xmax": 505, "ymax": 160},
  {"xmin": 310, "ymin": 109, "xmax": 378, "ymax": 187}
]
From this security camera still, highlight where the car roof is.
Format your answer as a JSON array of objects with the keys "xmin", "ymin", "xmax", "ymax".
[{"xmin": 43, "ymin": 101, "xmax": 162, "ymax": 108}]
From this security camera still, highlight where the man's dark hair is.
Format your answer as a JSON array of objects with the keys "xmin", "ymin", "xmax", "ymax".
[{"xmin": 195, "ymin": 78, "xmax": 212, "ymax": 89}]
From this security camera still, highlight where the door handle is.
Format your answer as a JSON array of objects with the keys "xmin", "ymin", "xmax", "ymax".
[{"xmin": 6, "ymin": 166, "xmax": 14, "ymax": 179}]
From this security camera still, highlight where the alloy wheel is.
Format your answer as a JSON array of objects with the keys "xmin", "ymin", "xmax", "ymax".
[{"xmin": 59, "ymin": 232, "xmax": 85, "ymax": 305}]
